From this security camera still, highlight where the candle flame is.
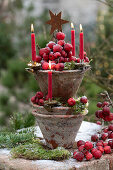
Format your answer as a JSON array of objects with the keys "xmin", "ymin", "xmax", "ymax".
[
  {"xmin": 80, "ymin": 24, "xmax": 83, "ymax": 32},
  {"xmin": 49, "ymin": 61, "xmax": 51, "ymax": 70},
  {"xmin": 31, "ymin": 24, "xmax": 34, "ymax": 32},
  {"xmin": 71, "ymin": 22, "xmax": 74, "ymax": 29}
]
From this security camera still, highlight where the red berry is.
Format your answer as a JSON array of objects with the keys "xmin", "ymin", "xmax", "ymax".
[
  {"xmin": 108, "ymin": 140, "xmax": 113, "ymax": 149},
  {"xmin": 104, "ymin": 146, "xmax": 111, "ymax": 154},
  {"xmin": 49, "ymin": 52, "xmax": 55, "ymax": 60},
  {"xmin": 54, "ymin": 52, "xmax": 61, "ymax": 59},
  {"xmin": 97, "ymin": 102, "xmax": 102, "ymax": 108},
  {"xmin": 101, "ymin": 133, "xmax": 108, "ymax": 141},
  {"xmin": 96, "ymin": 121, "xmax": 102, "ymax": 125},
  {"xmin": 31, "ymin": 96, "xmax": 36, "ymax": 103},
  {"xmin": 84, "ymin": 141, "xmax": 93, "ymax": 150},
  {"xmin": 57, "ymin": 40, "xmax": 65, "ymax": 46},
  {"xmin": 85, "ymin": 57, "xmax": 89, "ymax": 63},
  {"xmin": 36, "ymin": 91, "xmax": 43, "ymax": 99},
  {"xmin": 97, "ymin": 146, "xmax": 104, "ymax": 154},
  {"xmin": 43, "ymin": 53, "xmax": 49, "ymax": 61},
  {"xmin": 102, "ymin": 106, "xmax": 110, "ymax": 116},
  {"xmin": 76, "ymin": 58, "xmax": 80, "ymax": 63},
  {"xmin": 105, "ymin": 113, "xmax": 113, "ymax": 122},
  {"xmin": 98, "ymin": 110, "xmax": 104, "ymax": 119},
  {"xmin": 38, "ymin": 99, "xmax": 44, "ymax": 106},
  {"xmin": 64, "ymin": 43, "xmax": 72, "ymax": 52},
  {"xmin": 68, "ymin": 98, "xmax": 76, "ymax": 106},
  {"xmin": 93, "ymin": 150, "xmax": 102, "ymax": 159},
  {"xmin": 80, "ymin": 96, "xmax": 88, "ymax": 104},
  {"xmin": 61, "ymin": 50, "xmax": 67, "ymax": 58},
  {"xmin": 47, "ymin": 41, "xmax": 56, "ymax": 49},
  {"xmin": 78, "ymin": 145, "xmax": 85, "ymax": 152},
  {"xmin": 35, "ymin": 56, "xmax": 42, "ymax": 63},
  {"xmin": 42, "ymin": 62, "xmax": 49, "ymax": 70},
  {"xmin": 91, "ymin": 134, "xmax": 98, "ymax": 142},
  {"xmin": 102, "ymin": 101, "xmax": 109, "ymax": 107},
  {"xmin": 108, "ymin": 124, "xmax": 113, "ymax": 131},
  {"xmin": 91, "ymin": 148, "xmax": 98, "ymax": 155},
  {"xmin": 53, "ymin": 44, "xmax": 63, "ymax": 53},
  {"xmin": 74, "ymin": 152, "xmax": 84, "ymax": 161},
  {"xmin": 56, "ymin": 32, "xmax": 65, "ymax": 40},
  {"xmin": 77, "ymin": 140, "xmax": 85, "ymax": 147},
  {"xmin": 85, "ymin": 152, "xmax": 93, "ymax": 161}
]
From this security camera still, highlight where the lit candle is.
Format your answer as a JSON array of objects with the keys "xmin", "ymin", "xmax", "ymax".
[
  {"xmin": 48, "ymin": 61, "xmax": 52, "ymax": 100},
  {"xmin": 31, "ymin": 24, "xmax": 36, "ymax": 62},
  {"xmin": 71, "ymin": 23, "xmax": 76, "ymax": 56},
  {"xmin": 79, "ymin": 24, "xmax": 84, "ymax": 61}
]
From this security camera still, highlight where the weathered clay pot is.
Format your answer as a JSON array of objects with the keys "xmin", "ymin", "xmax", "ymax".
[
  {"xmin": 32, "ymin": 106, "xmax": 84, "ymax": 149},
  {"xmin": 34, "ymin": 69, "xmax": 88, "ymax": 101}
]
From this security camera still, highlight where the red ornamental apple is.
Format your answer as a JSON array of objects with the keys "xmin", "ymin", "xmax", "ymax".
[
  {"xmin": 56, "ymin": 32, "xmax": 65, "ymax": 40},
  {"xmin": 54, "ymin": 52, "xmax": 61, "ymax": 59},
  {"xmin": 59, "ymin": 57, "xmax": 65, "ymax": 63},
  {"xmin": 49, "ymin": 52, "xmax": 55, "ymax": 60},
  {"xmin": 101, "ymin": 133, "xmax": 108, "ymax": 141},
  {"xmin": 53, "ymin": 44, "xmax": 63, "ymax": 53},
  {"xmin": 91, "ymin": 148, "xmax": 98, "ymax": 155},
  {"xmin": 108, "ymin": 132, "xmax": 113, "ymax": 139},
  {"xmin": 77, "ymin": 140, "xmax": 85, "ymax": 147},
  {"xmin": 98, "ymin": 110, "xmax": 104, "ymax": 119},
  {"xmin": 96, "ymin": 142, "xmax": 103, "ymax": 147},
  {"xmin": 95, "ymin": 110, "xmax": 100, "ymax": 118},
  {"xmin": 55, "ymin": 63, "xmax": 64, "ymax": 71},
  {"xmin": 64, "ymin": 58, "xmax": 69, "ymax": 62},
  {"xmin": 57, "ymin": 40, "xmax": 65, "ymax": 46},
  {"xmin": 76, "ymin": 58, "xmax": 80, "ymax": 63},
  {"xmin": 102, "ymin": 106, "xmax": 110, "ymax": 116},
  {"xmin": 51, "ymin": 63, "xmax": 56, "ymax": 70},
  {"xmin": 103, "ymin": 142, "xmax": 108, "ymax": 147},
  {"xmin": 38, "ymin": 99, "xmax": 44, "ymax": 106},
  {"xmin": 68, "ymin": 98, "xmax": 76, "ymax": 106},
  {"xmin": 61, "ymin": 50, "xmax": 67, "ymax": 58},
  {"xmin": 67, "ymin": 51, "xmax": 72, "ymax": 58},
  {"xmin": 47, "ymin": 41, "xmax": 56, "ymax": 49},
  {"xmin": 104, "ymin": 146, "xmax": 111, "ymax": 154},
  {"xmin": 105, "ymin": 113, "xmax": 113, "ymax": 122},
  {"xmin": 42, "ymin": 62, "xmax": 49, "ymax": 70},
  {"xmin": 103, "ymin": 128, "xmax": 108, "ymax": 133},
  {"xmin": 84, "ymin": 141, "xmax": 93, "ymax": 150},
  {"xmin": 36, "ymin": 91, "xmax": 43, "ymax": 99},
  {"xmin": 78, "ymin": 145, "xmax": 85, "ymax": 152},
  {"xmin": 96, "ymin": 121, "xmax": 102, "ymax": 125},
  {"xmin": 91, "ymin": 134, "xmax": 98, "ymax": 142},
  {"xmin": 102, "ymin": 101, "xmax": 109, "ymax": 107},
  {"xmin": 74, "ymin": 152, "xmax": 84, "ymax": 161},
  {"xmin": 85, "ymin": 57, "xmax": 89, "ymax": 63},
  {"xmin": 35, "ymin": 98, "xmax": 39, "ymax": 104},
  {"xmin": 31, "ymin": 96, "xmax": 36, "ymax": 103},
  {"xmin": 64, "ymin": 43, "xmax": 73, "ymax": 52},
  {"xmin": 80, "ymin": 96, "xmax": 88, "ymax": 104},
  {"xmin": 108, "ymin": 124, "xmax": 113, "ymax": 131},
  {"xmin": 93, "ymin": 150, "xmax": 102, "ymax": 159},
  {"xmin": 35, "ymin": 55, "xmax": 42, "ymax": 63},
  {"xmin": 43, "ymin": 53, "xmax": 49, "ymax": 61},
  {"xmin": 108, "ymin": 140, "xmax": 113, "ymax": 149},
  {"xmin": 85, "ymin": 152, "xmax": 93, "ymax": 161},
  {"xmin": 84, "ymin": 51, "xmax": 87, "ymax": 57},
  {"xmin": 73, "ymin": 151, "xmax": 77, "ymax": 158},
  {"xmin": 97, "ymin": 146, "xmax": 104, "ymax": 154},
  {"xmin": 97, "ymin": 102, "xmax": 102, "ymax": 108}
]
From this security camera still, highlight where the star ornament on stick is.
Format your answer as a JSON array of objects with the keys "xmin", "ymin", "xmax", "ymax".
[{"xmin": 46, "ymin": 10, "xmax": 69, "ymax": 34}]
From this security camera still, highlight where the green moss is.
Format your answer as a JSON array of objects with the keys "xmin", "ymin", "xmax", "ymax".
[{"xmin": 11, "ymin": 142, "xmax": 71, "ymax": 160}]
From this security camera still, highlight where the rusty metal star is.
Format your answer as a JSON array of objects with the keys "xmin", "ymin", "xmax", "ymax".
[{"xmin": 46, "ymin": 10, "xmax": 69, "ymax": 34}]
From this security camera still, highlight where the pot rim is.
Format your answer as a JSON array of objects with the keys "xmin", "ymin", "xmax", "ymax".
[
  {"xmin": 35, "ymin": 69, "xmax": 87, "ymax": 74},
  {"xmin": 32, "ymin": 109, "xmax": 83, "ymax": 119}
]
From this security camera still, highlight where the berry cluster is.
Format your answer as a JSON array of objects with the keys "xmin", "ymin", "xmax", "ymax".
[
  {"xmin": 95, "ymin": 101, "xmax": 113, "ymax": 122},
  {"xmin": 31, "ymin": 91, "xmax": 48, "ymax": 106},
  {"xmin": 68, "ymin": 96, "xmax": 88, "ymax": 106},
  {"xmin": 73, "ymin": 124, "xmax": 113, "ymax": 162},
  {"xmin": 35, "ymin": 32, "xmax": 89, "ymax": 71}
]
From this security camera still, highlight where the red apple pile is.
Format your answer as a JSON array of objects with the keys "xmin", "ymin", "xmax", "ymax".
[
  {"xmin": 95, "ymin": 100, "xmax": 113, "ymax": 123},
  {"xmin": 35, "ymin": 32, "xmax": 89, "ymax": 71},
  {"xmin": 31, "ymin": 91, "xmax": 49, "ymax": 106}
]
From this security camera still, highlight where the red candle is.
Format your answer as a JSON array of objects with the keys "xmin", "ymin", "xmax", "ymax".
[
  {"xmin": 48, "ymin": 61, "xmax": 52, "ymax": 100},
  {"xmin": 31, "ymin": 24, "xmax": 36, "ymax": 62},
  {"xmin": 71, "ymin": 23, "xmax": 76, "ymax": 56},
  {"xmin": 79, "ymin": 24, "xmax": 84, "ymax": 61}
]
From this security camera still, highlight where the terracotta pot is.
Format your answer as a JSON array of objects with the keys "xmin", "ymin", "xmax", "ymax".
[
  {"xmin": 34, "ymin": 69, "xmax": 88, "ymax": 101},
  {"xmin": 32, "ymin": 106, "xmax": 84, "ymax": 149}
]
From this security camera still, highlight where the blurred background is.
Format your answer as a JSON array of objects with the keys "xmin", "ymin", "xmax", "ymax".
[{"xmin": 0, "ymin": 0, "xmax": 113, "ymax": 130}]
